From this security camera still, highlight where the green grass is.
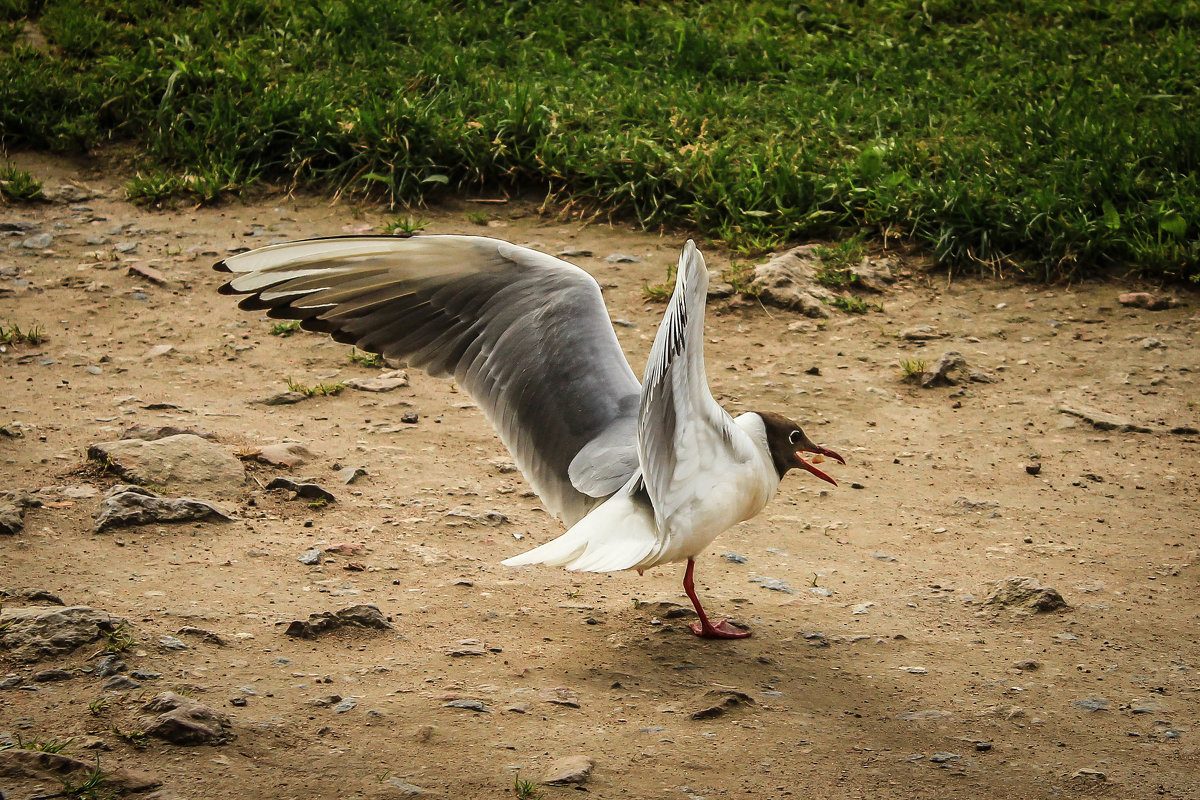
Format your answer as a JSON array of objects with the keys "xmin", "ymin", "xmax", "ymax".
[
  {"xmin": 0, "ymin": 162, "xmax": 42, "ymax": 200},
  {"xmin": 286, "ymin": 377, "xmax": 346, "ymax": 397},
  {"xmin": 348, "ymin": 347, "xmax": 383, "ymax": 367},
  {"xmin": 382, "ymin": 214, "xmax": 429, "ymax": 235},
  {"xmin": 900, "ymin": 357, "xmax": 928, "ymax": 381},
  {"xmin": 1, "ymin": 733, "xmax": 74, "ymax": 753},
  {"xmin": 814, "ymin": 233, "xmax": 869, "ymax": 287},
  {"xmin": 269, "ymin": 320, "xmax": 301, "ymax": 336},
  {"xmin": 830, "ymin": 294, "xmax": 870, "ymax": 314},
  {"xmin": 1, "ymin": 1, "xmax": 1197, "ymax": 281},
  {"xmin": 0, "ymin": 322, "xmax": 46, "ymax": 346}
]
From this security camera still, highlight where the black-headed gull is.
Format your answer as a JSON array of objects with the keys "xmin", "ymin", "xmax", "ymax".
[{"xmin": 216, "ymin": 236, "xmax": 844, "ymax": 638}]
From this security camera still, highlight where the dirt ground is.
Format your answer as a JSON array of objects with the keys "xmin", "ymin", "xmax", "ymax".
[{"xmin": 2, "ymin": 152, "xmax": 1198, "ymax": 800}]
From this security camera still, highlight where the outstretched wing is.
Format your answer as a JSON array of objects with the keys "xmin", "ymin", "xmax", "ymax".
[
  {"xmin": 216, "ymin": 235, "xmax": 641, "ymax": 525},
  {"xmin": 636, "ymin": 240, "xmax": 747, "ymax": 533}
]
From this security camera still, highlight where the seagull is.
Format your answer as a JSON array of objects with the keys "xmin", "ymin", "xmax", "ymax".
[{"xmin": 216, "ymin": 235, "xmax": 844, "ymax": 638}]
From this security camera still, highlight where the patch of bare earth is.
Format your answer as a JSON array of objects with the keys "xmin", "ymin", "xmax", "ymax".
[{"xmin": 2, "ymin": 153, "xmax": 1198, "ymax": 799}]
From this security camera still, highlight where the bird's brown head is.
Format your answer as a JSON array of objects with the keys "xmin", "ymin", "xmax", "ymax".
[{"xmin": 757, "ymin": 411, "xmax": 846, "ymax": 485}]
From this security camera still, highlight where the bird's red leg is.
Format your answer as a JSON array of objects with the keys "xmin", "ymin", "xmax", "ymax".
[{"xmin": 682, "ymin": 558, "xmax": 750, "ymax": 639}]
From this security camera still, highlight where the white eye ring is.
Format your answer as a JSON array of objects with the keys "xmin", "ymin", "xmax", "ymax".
[{"xmin": 789, "ymin": 430, "xmax": 801, "ymax": 445}]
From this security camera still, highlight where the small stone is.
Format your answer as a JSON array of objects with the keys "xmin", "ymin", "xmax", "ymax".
[
  {"xmin": 982, "ymin": 577, "xmax": 1068, "ymax": 613},
  {"xmin": 1057, "ymin": 403, "xmax": 1151, "ymax": 433},
  {"xmin": 345, "ymin": 370, "xmax": 410, "ymax": 392},
  {"xmin": 1014, "ymin": 660, "xmax": 1040, "ymax": 671},
  {"xmin": 1071, "ymin": 768, "xmax": 1106, "ymax": 781},
  {"xmin": 87, "ymin": 434, "xmax": 246, "ymax": 493},
  {"xmin": 141, "ymin": 344, "xmax": 174, "ymax": 359},
  {"xmin": 541, "ymin": 754, "xmax": 594, "ymax": 785},
  {"xmin": 749, "ymin": 576, "xmax": 794, "ymax": 593},
  {"xmin": 261, "ymin": 390, "xmax": 308, "ymax": 405},
  {"xmin": 1072, "ymin": 697, "xmax": 1110, "ymax": 712},
  {"xmin": 130, "ymin": 670, "xmax": 161, "ymax": 680},
  {"xmin": 114, "ymin": 241, "xmax": 138, "ymax": 253},
  {"xmin": 722, "ymin": 551, "xmax": 748, "ymax": 564},
  {"xmin": 298, "ymin": 548, "xmax": 323, "ymax": 565},
  {"xmin": 690, "ymin": 689, "xmax": 755, "ymax": 720},
  {"xmin": 104, "ymin": 675, "xmax": 142, "ymax": 690},
  {"xmin": 157, "ymin": 635, "xmax": 188, "ymax": 651},
  {"xmin": 541, "ymin": 687, "xmax": 581, "ymax": 708},
  {"xmin": 1140, "ymin": 337, "xmax": 1162, "ymax": 349},
  {"xmin": 443, "ymin": 699, "xmax": 487, "ymax": 712},
  {"xmin": 285, "ymin": 604, "xmax": 392, "ymax": 638},
  {"xmin": 21, "ymin": 232, "xmax": 54, "ymax": 249},
  {"xmin": 557, "ymin": 248, "xmax": 593, "ymax": 258},
  {"xmin": 604, "ymin": 253, "xmax": 641, "ymax": 263},
  {"xmin": 930, "ymin": 752, "xmax": 961, "ymax": 764},
  {"xmin": 446, "ymin": 639, "xmax": 487, "ymax": 657},
  {"xmin": 337, "ymin": 466, "xmax": 368, "ymax": 484},
  {"xmin": 266, "ymin": 477, "xmax": 336, "ymax": 503},
  {"xmin": 93, "ymin": 654, "xmax": 126, "ymax": 678},
  {"xmin": 443, "ymin": 507, "xmax": 508, "ymax": 526},
  {"xmin": 128, "ymin": 264, "xmax": 167, "ymax": 284},
  {"xmin": 1117, "ymin": 292, "xmax": 1175, "ymax": 310},
  {"xmin": 1025, "ymin": 462, "xmax": 1042, "ymax": 475},
  {"xmin": 920, "ymin": 351, "xmax": 967, "ymax": 387},
  {"xmin": 0, "ymin": 605, "xmax": 126, "ymax": 662},
  {"xmin": 400, "ymin": 411, "xmax": 419, "ymax": 424},
  {"xmin": 251, "ymin": 442, "xmax": 314, "ymax": 468},
  {"xmin": 333, "ymin": 697, "xmax": 358, "ymax": 713},
  {"xmin": 32, "ymin": 668, "xmax": 75, "ymax": 682},
  {"xmin": 900, "ymin": 325, "xmax": 948, "ymax": 341},
  {"xmin": 140, "ymin": 691, "xmax": 233, "ymax": 744}
]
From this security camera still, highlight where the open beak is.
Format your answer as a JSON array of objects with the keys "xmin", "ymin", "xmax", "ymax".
[{"xmin": 795, "ymin": 440, "xmax": 846, "ymax": 486}]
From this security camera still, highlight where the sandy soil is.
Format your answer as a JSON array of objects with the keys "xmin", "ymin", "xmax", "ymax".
[{"xmin": 2, "ymin": 153, "xmax": 1199, "ymax": 800}]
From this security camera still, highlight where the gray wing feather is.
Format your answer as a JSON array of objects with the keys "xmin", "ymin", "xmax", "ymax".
[
  {"xmin": 217, "ymin": 235, "xmax": 641, "ymax": 524},
  {"xmin": 637, "ymin": 240, "xmax": 738, "ymax": 532}
]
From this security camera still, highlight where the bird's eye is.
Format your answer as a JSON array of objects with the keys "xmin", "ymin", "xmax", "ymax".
[{"xmin": 789, "ymin": 430, "xmax": 801, "ymax": 445}]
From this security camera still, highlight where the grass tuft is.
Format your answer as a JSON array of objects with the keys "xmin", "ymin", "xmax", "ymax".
[
  {"xmin": 814, "ymin": 233, "xmax": 868, "ymax": 288},
  {"xmin": 513, "ymin": 772, "xmax": 544, "ymax": 800},
  {"xmin": 899, "ymin": 358, "xmax": 928, "ymax": 382},
  {"xmin": 269, "ymin": 320, "xmax": 301, "ymax": 337},
  {"xmin": 829, "ymin": 295, "xmax": 869, "ymax": 314},
  {"xmin": 0, "ymin": 163, "xmax": 43, "ymax": 200},
  {"xmin": 286, "ymin": 378, "xmax": 346, "ymax": 397},
  {"xmin": 382, "ymin": 214, "xmax": 429, "ymax": 235},
  {"xmin": 349, "ymin": 348, "xmax": 384, "ymax": 368}
]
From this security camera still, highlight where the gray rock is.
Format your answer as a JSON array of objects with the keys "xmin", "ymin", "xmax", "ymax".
[
  {"xmin": 1117, "ymin": 292, "xmax": 1175, "ymax": 310},
  {"xmin": 443, "ymin": 699, "xmax": 488, "ymax": 712},
  {"xmin": 1057, "ymin": 403, "xmax": 1152, "ymax": 433},
  {"xmin": 298, "ymin": 548, "xmax": 323, "ymax": 565},
  {"xmin": 377, "ymin": 777, "xmax": 434, "ymax": 796},
  {"xmin": 541, "ymin": 754, "xmax": 594, "ymax": 785},
  {"xmin": 0, "ymin": 605, "xmax": 125, "ymax": 662},
  {"xmin": 1072, "ymin": 697, "xmax": 1109, "ymax": 712},
  {"xmin": 333, "ymin": 697, "xmax": 358, "ymax": 713},
  {"xmin": 158, "ymin": 635, "xmax": 188, "ymax": 651},
  {"xmin": 1140, "ymin": 337, "xmax": 1163, "ymax": 349},
  {"xmin": 344, "ymin": 370, "xmax": 410, "ymax": 392},
  {"xmin": 557, "ymin": 248, "xmax": 593, "ymax": 258},
  {"xmin": 266, "ymin": 477, "xmax": 336, "ymax": 503},
  {"xmin": 900, "ymin": 325, "xmax": 949, "ymax": 340},
  {"xmin": 337, "ymin": 466, "xmax": 368, "ymax": 484},
  {"xmin": 443, "ymin": 506, "xmax": 508, "ymax": 526},
  {"xmin": 852, "ymin": 256, "xmax": 896, "ymax": 293},
  {"xmin": 261, "ymin": 390, "xmax": 309, "ymax": 405},
  {"xmin": 249, "ymin": 442, "xmax": 313, "ymax": 468},
  {"xmin": 604, "ymin": 253, "xmax": 642, "ymax": 263},
  {"xmin": 93, "ymin": 654, "xmax": 126, "ymax": 678},
  {"xmin": 748, "ymin": 246, "xmax": 833, "ymax": 318},
  {"xmin": 749, "ymin": 575, "xmax": 794, "ymax": 593},
  {"xmin": 114, "ymin": 241, "xmax": 138, "ymax": 254},
  {"xmin": 0, "ymin": 676, "xmax": 23, "ymax": 689},
  {"xmin": 0, "ymin": 490, "xmax": 40, "ymax": 535},
  {"xmin": 0, "ymin": 747, "xmax": 102, "ymax": 783},
  {"xmin": 721, "ymin": 551, "xmax": 748, "ymax": 564},
  {"xmin": 103, "ymin": 675, "xmax": 141, "ymax": 690},
  {"xmin": 119, "ymin": 424, "xmax": 218, "ymax": 442},
  {"xmin": 21, "ymin": 233, "xmax": 53, "ymax": 249},
  {"xmin": 88, "ymin": 434, "xmax": 246, "ymax": 493},
  {"xmin": 130, "ymin": 670, "xmax": 161, "ymax": 680},
  {"xmin": 285, "ymin": 604, "xmax": 392, "ymax": 638},
  {"xmin": 930, "ymin": 752, "xmax": 961, "ymax": 764},
  {"xmin": 175, "ymin": 626, "xmax": 226, "ymax": 646},
  {"xmin": 446, "ymin": 639, "xmax": 487, "ymax": 657},
  {"xmin": 920, "ymin": 351, "xmax": 967, "ymax": 387},
  {"xmin": 690, "ymin": 689, "xmax": 755, "ymax": 720},
  {"xmin": 981, "ymin": 577, "xmax": 1068, "ymax": 613},
  {"xmin": 94, "ymin": 486, "xmax": 232, "ymax": 533},
  {"xmin": 140, "ymin": 691, "xmax": 233, "ymax": 745},
  {"xmin": 32, "ymin": 668, "xmax": 74, "ymax": 682},
  {"xmin": 1071, "ymin": 768, "xmax": 1106, "ymax": 781}
]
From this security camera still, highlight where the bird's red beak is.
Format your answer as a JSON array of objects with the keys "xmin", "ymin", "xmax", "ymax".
[{"xmin": 795, "ymin": 443, "xmax": 845, "ymax": 486}]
